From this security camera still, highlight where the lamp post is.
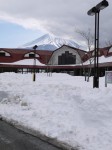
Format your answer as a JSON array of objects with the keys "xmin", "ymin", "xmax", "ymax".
[
  {"xmin": 33, "ymin": 45, "xmax": 38, "ymax": 81},
  {"xmin": 87, "ymin": 0, "xmax": 109, "ymax": 88}
]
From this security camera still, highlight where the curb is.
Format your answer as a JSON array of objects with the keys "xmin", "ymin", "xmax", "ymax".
[{"xmin": 1, "ymin": 117, "xmax": 79, "ymax": 150}]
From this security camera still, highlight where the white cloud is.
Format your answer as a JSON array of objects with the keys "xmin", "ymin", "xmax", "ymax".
[{"xmin": 0, "ymin": 0, "xmax": 111, "ymax": 47}]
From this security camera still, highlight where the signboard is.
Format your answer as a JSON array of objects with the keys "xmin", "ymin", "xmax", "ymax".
[{"xmin": 105, "ymin": 71, "xmax": 112, "ymax": 87}]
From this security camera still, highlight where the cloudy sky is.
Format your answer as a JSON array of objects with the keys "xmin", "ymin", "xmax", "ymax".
[{"xmin": 0, "ymin": 0, "xmax": 111, "ymax": 49}]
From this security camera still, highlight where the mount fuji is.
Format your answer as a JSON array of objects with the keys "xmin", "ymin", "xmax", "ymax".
[{"xmin": 20, "ymin": 34, "xmax": 81, "ymax": 51}]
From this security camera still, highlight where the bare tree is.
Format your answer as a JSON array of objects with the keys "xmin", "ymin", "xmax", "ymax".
[
  {"xmin": 105, "ymin": 40, "xmax": 112, "ymax": 47},
  {"xmin": 76, "ymin": 28, "xmax": 94, "ymax": 81}
]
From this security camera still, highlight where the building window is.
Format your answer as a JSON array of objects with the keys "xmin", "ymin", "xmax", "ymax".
[
  {"xmin": 58, "ymin": 51, "xmax": 76, "ymax": 65},
  {"xmin": 24, "ymin": 52, "xmax": 39, "ymax": 58},
  {"xmin": 0, "ymin": 52, "xmax": 5, "ymax": 56},
  {"xmin": 29, "ymin": 54, "xmax": 35, "ymax": 58}
]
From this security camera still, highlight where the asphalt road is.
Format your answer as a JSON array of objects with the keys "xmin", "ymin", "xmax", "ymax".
[{"xmin": 0, "ymin": 120, "xmax": 62, "ymax": 150}]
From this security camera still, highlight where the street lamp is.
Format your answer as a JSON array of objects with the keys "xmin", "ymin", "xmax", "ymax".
[
  {"xmin": 87, "ymin": 0, "xmax": 109, "ymax": 88},
  {"xmin": 33, "ymin": 45, "xmax": 38, "ymax": 81}
]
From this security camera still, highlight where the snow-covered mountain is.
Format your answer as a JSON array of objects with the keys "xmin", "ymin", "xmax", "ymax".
[{"xmin": 20, "ymin": 34, "xmax": 80, "ymax": 50}]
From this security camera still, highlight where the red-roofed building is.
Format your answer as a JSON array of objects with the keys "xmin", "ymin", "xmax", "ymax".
[{"xmin": 0, "ymin": 45, "xmax": 112, "ymax": 76}]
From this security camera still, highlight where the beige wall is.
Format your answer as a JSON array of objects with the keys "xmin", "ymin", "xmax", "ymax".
[{"xmin": 48, "ymin": 46, "xmax": 82, "ymax": 65}]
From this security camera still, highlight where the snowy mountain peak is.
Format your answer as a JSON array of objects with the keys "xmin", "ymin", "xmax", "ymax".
[{"xmin": 21, "ymin": 33, "xmax": 80, "ymax": 51}]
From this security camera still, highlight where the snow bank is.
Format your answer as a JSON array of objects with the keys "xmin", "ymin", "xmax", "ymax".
[{"xmin": 0, "ymin": 73, "xmax": 112, "ymax": 150}]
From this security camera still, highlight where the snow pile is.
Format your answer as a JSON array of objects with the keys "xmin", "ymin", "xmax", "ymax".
[
  {"xmin": 0, "ymin": 73, "xmax": 112, "ymax": 150},
  {"xmin": 0, "ymin": 59, "xmax": 45, "ymax": 66}
]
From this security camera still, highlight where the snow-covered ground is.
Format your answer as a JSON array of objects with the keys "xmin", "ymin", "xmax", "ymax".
[{"xmin": 0, "ymin": 73, "xmax": 112, "ymax": 150}]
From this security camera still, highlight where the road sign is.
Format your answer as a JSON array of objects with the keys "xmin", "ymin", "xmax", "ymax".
[{"xmin": 105, "ymin": 71, "xmax": 112, "ymax": 87}]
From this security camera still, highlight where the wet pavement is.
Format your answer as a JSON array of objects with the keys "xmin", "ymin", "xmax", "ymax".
[{"xmin": 0, "ymin": 120, "xmax": 62, "ymax": 150}]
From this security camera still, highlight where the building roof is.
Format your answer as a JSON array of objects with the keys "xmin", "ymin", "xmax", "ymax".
[{"xmin": 0, "ymin": 48, "xmax": 53, "ymax": 64}]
